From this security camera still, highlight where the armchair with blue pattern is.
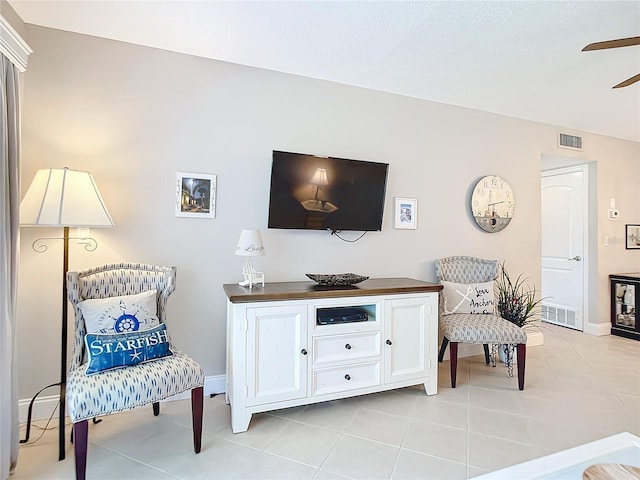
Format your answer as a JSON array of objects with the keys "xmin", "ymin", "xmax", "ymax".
[{"xmin": 66, "ymin": 263, "xmax": 205, "ymax": 480}]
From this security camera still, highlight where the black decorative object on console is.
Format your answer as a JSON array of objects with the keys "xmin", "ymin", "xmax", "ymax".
[{"xmin": 306, "ymin": 273, "xmax": 369, "ymax": 286}]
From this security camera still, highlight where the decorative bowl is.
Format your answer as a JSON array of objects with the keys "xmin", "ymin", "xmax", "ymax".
[{"xmin": 305, "ymin": 273, "xmax": 369, "ymax": 286}]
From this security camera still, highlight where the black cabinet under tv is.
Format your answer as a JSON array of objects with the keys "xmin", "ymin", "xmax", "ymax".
[{"xmin": 610, "ymin": 273, "xmax": 640, "ymax": 341}]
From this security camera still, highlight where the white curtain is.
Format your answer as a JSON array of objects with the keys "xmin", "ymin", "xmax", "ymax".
[{"xmin": 0, "ymin": 53, "xmax": 21, "ymax": 480}]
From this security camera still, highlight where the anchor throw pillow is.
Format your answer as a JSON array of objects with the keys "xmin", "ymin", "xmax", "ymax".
[
  {"xmin": 441, "ymin": 280, "xmax": 496, "ymax": 315},
  {"xmin": 78, "ymin": 289, "xmax": 160, "ymax": 334},
  {"xmin": 84, "ymin": 323, "xmax": 173, "ymax": 375}
]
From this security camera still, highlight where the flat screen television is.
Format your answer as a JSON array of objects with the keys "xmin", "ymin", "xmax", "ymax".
[{"xmin": 268, "ymin": 150, "xmax": 389, "ymax": 231}]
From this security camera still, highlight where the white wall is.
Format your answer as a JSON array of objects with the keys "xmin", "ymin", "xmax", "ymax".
[{"xmin": 16, "ymin": 25, "xmax": 640, "ymax": 399}]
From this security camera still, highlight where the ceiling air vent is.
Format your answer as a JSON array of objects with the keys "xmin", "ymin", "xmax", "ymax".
[{"xmin": 558, "ymin": 133, "xmax": 583, "ymax": 150}]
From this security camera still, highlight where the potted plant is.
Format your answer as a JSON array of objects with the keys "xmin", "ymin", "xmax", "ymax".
[{"xmin": 494, "ymin": 262, "xmax": 544, "ymax": 363}]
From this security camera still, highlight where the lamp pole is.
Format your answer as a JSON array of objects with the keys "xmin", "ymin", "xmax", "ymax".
[
  {"xmin": 59, "ymin": 226, "xmax": 69, "ymax": 461},
  {"xmin": 19, "ymin": 227, "xmax": 72, "ymax": 460}
]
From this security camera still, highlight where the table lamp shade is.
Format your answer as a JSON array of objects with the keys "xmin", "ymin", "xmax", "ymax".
[
  {"xmin": 310, "ymin": 168, "xmax": 328, "ymax": 186},
  {"xmin": 20, "ymin": 168, "xmax": 114, "ymax": 227},
  {"xmin": 235, "ymin": 229, "xmax": 265, "ymax": 257}
]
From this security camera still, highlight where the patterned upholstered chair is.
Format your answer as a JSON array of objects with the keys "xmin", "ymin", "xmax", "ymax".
[
  {"xmin": 66, "ymin": 263, "xmax": 205, "ymax": 480},
  {"xmin": 435, "ymin": 256, "xmax": 527, "ymax": 390}
]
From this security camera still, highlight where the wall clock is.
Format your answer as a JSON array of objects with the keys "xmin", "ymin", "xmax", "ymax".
[{"xmin": 471, "ymin": 175, "xmax": 515, "ymax": 233}]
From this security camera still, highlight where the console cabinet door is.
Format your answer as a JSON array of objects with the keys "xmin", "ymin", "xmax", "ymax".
[
  {"xmin": 383, "ymin": 296, "xmax": 430, "ymax": 384},
  {"xmin": 246, "ymin": 305, "xmax": 308, "ymax": 406}
]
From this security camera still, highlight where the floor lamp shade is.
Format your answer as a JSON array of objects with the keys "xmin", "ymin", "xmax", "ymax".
[{"xmin": 20, "ymin": 168, "xmax": 114, "ymax": 227}]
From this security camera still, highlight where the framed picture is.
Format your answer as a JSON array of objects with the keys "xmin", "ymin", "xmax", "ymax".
[
  {"xmin": 626, "ymin": 224, "xmax": 640, "ymax": 249},
  {"xmin": 175, "ymin": 172, "xmax": 217, "ymax": 218},
  {"xmin": 394, "ymin": 197, "xmax": 417, "ymax": 230}
]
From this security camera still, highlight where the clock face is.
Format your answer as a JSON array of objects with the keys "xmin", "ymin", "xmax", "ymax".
[{"xmin": 471, "ymin": 175, "xmax": 515, "ymax": 233}]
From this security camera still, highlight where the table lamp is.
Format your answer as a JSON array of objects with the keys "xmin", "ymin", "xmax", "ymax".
[
  {"xmin": 235, "ymin": 229, "xmax": 265, "ymax": 288},
  {"xmin": 310, "ymin": 167, "xmax": 328, "ymax": 203}
]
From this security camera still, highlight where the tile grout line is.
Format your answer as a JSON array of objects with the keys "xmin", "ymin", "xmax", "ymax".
[{"xmin": 90, "ymin": 442, "xmax": 183, "ymax": 479}]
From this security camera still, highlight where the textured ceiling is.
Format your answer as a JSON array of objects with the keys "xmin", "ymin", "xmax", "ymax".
[{"xmin": 7, "ymin": 0, "xmax": 640, "ymax": 142}]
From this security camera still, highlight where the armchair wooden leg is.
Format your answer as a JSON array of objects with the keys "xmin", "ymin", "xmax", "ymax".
[
  {"xmin": 450, "ymin": 342, "xmax": 458, "ymax": 388},
  {"xmin": 483, "ymin": 344, "xmax": 490, "ymax": 364},
  {"xmin": 153, "ymin": 402, "xmax": 160, "ymax": 416},
  {"xmin": 516, "ymin": 343, "xmax": 526, "ymax": 390},
  {"xmin": 438, "ymin": 337, "xmax": 449, "ymax": 363},
  {"xmin": 73, "ymin": 420, "xmax": 88, "ymax": 480},
  {"xmin": 191, "ymin": 386, "xmax": 203, "ymax": 453}
]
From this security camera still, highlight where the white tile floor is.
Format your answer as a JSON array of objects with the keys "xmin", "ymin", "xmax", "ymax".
[{"xmin": 12, "ymin": 324, "xmax": 640, "ymax": 480}]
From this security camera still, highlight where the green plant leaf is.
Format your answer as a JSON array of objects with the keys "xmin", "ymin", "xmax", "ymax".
[{"xmin": 495, "ymin": 262, "xmax": 545, "ymax": 328}]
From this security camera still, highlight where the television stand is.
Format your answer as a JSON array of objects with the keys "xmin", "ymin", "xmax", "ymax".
[{"xmin": 223, "ymin": 277, "xmax": 442, "ymax": 433}]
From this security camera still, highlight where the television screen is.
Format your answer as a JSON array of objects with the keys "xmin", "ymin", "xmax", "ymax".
[{"xmin": 268, "ymin": 151, "xmax": 389, "ymax": 231}]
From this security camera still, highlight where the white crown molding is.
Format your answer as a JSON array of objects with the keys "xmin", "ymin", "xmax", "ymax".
[{"xmin": 0, "ymin": 15, "xmax": 32, "ymax": 72}]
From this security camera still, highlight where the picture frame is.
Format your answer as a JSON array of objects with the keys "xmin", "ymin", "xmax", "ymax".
[
  {"xmin": 175, "ymin": 172, "xmax": 217, "ymax": 218},
  {"xmin": 626, "ymin": 224, "xmax": 640, "ymax": 249},
  {"xmin": 394, "ymin": 197, "xmax": 417, "ymax": 230}
]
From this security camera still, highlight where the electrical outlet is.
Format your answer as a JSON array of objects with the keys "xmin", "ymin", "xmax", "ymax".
[{"xmin": 608, "ymin": 209, "xmax": 620, "ymax": 220}]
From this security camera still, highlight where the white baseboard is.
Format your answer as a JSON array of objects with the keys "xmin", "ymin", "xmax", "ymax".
[
  {"xmin": 19, "ymin": 374, "xmax": 226, "ymax": 423},
  {"xmin": 20, "ymin": 333, "xmax": 551, "ymax": 423},
  {"xmin": 162, "ymin": 374, "xmax": 226, "ymax": 402},
  {"xmin": 18, "ymin": 392, "xmax": 61, "ymax": 425},
  {"xmin": 584, "ymin": 322, "xmax": 611, "ymax": 336},
  {"xmin": 526, "ymin": 330, "xmax": 545, "ymax": 347},
  {"xmin": 439, "ymin": 342, "xmax": 484, "ymax": 362},
  {"xmin": 438, "ymin": 332, "xmax": 544, "ymax": 362}
]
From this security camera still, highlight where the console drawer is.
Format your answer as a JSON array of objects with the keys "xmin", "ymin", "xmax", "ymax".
[
  {"xmin": 312, "ymin": 361, "xmax": 380, "ymax": 396},
  {"xmin": 312, "ymin": 331, "xmax": 381, "ymax": 366}
]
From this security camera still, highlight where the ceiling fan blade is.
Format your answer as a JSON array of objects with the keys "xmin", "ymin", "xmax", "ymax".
[
  {"xmin": 582, "ymin": 36, "xmax": 640, "ymax": 51},
  {"xmin": 612, "ymin": 73, "xmax": 640, "ymax": 89}
]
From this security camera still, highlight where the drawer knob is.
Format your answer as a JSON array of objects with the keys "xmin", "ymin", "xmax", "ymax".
[
  {"xmin": 301, "ymin": 349, "xmax": 307, "ymax": 355},
  {"xmin": 344, "ymin": 374, "xmax": 351, "ymax": 381},
  {"xmin": 345, "ymin": 343, "xmax": 352, "ymax": 350},
  {"xmin": 386, "ymin": 339, "xmax": 392, "ymax": 345}
]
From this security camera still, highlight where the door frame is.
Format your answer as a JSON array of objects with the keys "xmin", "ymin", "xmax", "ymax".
[{"xmin": 541, "ymin": 162, "xmax": 597, "ymax": 334}]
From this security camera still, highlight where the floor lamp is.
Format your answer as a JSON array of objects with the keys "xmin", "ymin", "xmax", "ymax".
[{"xmin": 19, "ymin": 167, "xmax": 114, "ymax": 461}]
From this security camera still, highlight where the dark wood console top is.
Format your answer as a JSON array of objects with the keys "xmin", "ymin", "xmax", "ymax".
[
  {"xmin": 610, "ymin": 273, "xmax": 640, "ymax": 280},
  {"xmin": 223, "ymin": 277, "xmax": 442, "ymax": 303}
]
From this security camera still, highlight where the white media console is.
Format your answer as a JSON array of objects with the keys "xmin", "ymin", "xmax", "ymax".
[{"xmin": 223, "ymin": 278, "xmax": 442, "ymax": 433}]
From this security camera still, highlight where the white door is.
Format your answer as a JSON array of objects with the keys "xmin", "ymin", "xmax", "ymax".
[
  {"xmin": 246, "ymin": 305, "xmax": 308, "ymax": 406},
  {"xmin": 384, "ymin": 296, "xmax": 430, "ymax": 383},
  {"xmin": 541, "ymin": 167, "xmax": 587, "ymax": 330}
]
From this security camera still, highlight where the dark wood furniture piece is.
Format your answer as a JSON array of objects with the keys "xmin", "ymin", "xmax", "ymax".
[{"xmin": 610, "ymin": 273, "xmax": 640, "ymax": 341}]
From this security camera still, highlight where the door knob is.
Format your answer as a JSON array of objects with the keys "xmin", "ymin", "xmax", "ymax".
[{"xmin": 568, "ymin": 256, "xmax": 582, "ymax": 261}]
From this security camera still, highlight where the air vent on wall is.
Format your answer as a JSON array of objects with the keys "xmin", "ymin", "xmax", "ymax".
[
  {"xmin": 542, "ymin": 304, "xmax": 578, "ymax": 329},
  {"xmin": 558, "ymin": 133, "xmax": 583, "ymax": 150}
]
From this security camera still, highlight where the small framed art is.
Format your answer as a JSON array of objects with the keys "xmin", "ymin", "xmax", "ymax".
[
  {"xmin": 626, "ymin": 224, "xmax": 640, "ymax": 249},
  {"xmin": 394, "ymin": 197, "xmax": 417, "ymax": 230},
  {"xmin": 175, "ymin": 172, "xmax": 217, "ymax": 218}
]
